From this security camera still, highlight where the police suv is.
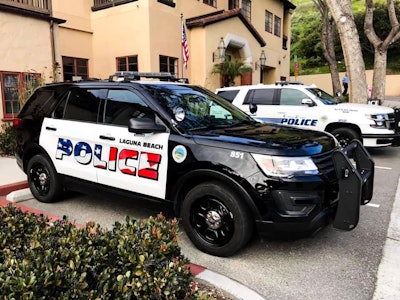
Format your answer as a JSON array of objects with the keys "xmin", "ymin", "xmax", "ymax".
[
  {"xmin": 216, "ymin": 82, "xmax": 400, "ymax": 148},
  {"xmin": 14, "ymin": 72, "xmax": 374, "ymax": 257}
]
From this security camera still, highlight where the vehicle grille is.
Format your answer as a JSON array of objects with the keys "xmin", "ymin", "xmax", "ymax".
[
  {"xmin": 388, "ymin": 108, "xmax": 400, "ymax": 132},
  {"xmin": 312, "ymin": 149, "xmax": 337, "ymax": 184}
]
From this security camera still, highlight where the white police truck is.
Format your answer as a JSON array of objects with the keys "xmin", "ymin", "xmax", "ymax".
[{"xmin": 216, "ymin": 82, "xmax": 400, "ymax": 148}]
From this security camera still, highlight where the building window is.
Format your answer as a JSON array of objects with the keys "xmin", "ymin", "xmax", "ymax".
[
  {"xmin": 157, "ymin": 0, "xmax": 175, "ymax": 7},
  {"xmin": 274, "ymin": 15, "xmax": 281, "ymax": 37},
  {"xmin": 203, "ymin": 0, "xmax": 216, "ymax": 7},
  {"xmin": 0, "ymin": 72, "xmax": 41, "ymax": 119},
  {"xmin": 159, "ymin": 56, "xmax": 178, "ymax": 75},
  {"xmin": 265, "ymin": 10, "xmax": 273, "ymax": 33},
  {"xmin": 282, "ymin": 35, "xmax": 288, "ymax": 50},
  {"xmin": 62, "ymin": 56, "xmax": 89, "ymax": 81},
  {"xmin": 229, "ymin": 0, "xmax": 239, "ymax": 9},
  {"xmin": 116, "ymin": 56, "xmax": 138, "ymax": 72},
  {"xmin": 241, "ymin": 0, "xmax": 251, "ymax": 20}
]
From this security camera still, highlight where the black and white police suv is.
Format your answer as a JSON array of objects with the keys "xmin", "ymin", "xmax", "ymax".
[
  {"xmin": 14, "ymin": 72, "xmax": 374, "ymax": 257},
  {"xmin": 216, "ymin": 82, "xmax": 400, "ymax": 148}
]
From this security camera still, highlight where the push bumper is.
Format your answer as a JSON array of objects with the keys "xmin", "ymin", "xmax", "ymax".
[{"xmin": 332, "ymin": 140, "xmax": 374, "ymax": 230}]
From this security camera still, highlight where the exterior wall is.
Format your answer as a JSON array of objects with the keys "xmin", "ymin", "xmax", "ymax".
[
  {"xmin": 1, "ymin": 0, "xmax": 294, "ymax": 126},
  {"xmin": 0, "ymin": 11, "xmax": 54, "ymax": 121},
  {"xmin": 0, "ymin": 12, "xmax": 53, "ymax": 77},
  {"xmin": 291, "ymin": 71, "xmax": 400, "ymax": 99},
  {"xmin": 52, "ymin": 0, "xmax": 93, "ymax": 80}
]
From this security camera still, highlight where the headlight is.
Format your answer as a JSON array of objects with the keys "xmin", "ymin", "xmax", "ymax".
[
  {"xmin": 251, "ymin": 154, "xmax": 319, "ymax": 178},
  {"xmin": 367, "ymin": 114, "xmax": 387, "ymax": 129}
]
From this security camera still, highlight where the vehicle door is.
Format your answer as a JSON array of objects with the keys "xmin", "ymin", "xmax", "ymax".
[
  {"xmin": 96, "ymin": 89, "xmax": 169, "ymax": 200},
  {"xmin": 40, "ymin": 87, "xmax": 104, "ymax": 183},
  {"xmin": 275, "ymin": 88, "xmax": 320, "ymax": 129}
]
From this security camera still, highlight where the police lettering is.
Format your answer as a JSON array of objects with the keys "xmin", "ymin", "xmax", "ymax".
[
  {"xmin": 56, "ymin": 138, "xmax": 161, "ymax": 180},
  {"xmin": 281, "ymin": 118, "xmax": 317, "ymax": 126}
]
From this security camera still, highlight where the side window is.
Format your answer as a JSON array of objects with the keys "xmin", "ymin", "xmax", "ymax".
[
  {"xmin": 54, "ymin": 88, "xmax": 101, "ymax": 122},
  {"xmin": 280, "ymin": 89, "xmax": 309, "ymax": 106},
  {"xmin": 104, "ymin": 90, "xmax": 151, "ymax": 126},
  {"xmin": 217, "ymin": 90, "xmax": 239, "ymax": 103},
  {"xmin": 243, "ymin": 89, "xmax": 275, "ymax": 105}
]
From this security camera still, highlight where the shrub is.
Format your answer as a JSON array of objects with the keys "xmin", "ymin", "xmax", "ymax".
[
  {"xmin": 0, "ymin": 205, "xmax": 204, "ymax": 299},
  {"xmin": 0, "ymin": 123, "xmax": 16, "ymax": 156}
]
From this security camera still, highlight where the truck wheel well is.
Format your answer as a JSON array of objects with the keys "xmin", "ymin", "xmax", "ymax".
[{"xmin": 325, "ymin": 123, "xmax": 362, "ymax": 139}]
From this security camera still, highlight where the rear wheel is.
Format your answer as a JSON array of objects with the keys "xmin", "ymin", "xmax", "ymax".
[
  {"xmin": 27, "ymin": 154, "xmax": 63, "ymax": 203},
  {"xmin": 331, "ymin": 127, "xmax": 360, "ymax": 148},
  {"xmin": 181, "ymin": 181, "xmax": 254, "ymax": 257}
]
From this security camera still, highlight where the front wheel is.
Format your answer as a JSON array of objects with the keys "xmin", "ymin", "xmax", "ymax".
[
  {"xmin": 331, "ymin": 127, "xmax": 360, "ymax": 148},
  {"xmin": 181, "ymin": 181, "xmax": 254, "ymax": 257},
  {"xmin": 27, "ymin": 154, "xmax": 63, "ymax": 203}
]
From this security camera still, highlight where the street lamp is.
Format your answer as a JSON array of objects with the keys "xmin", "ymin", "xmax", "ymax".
[{"xmin": 259, "ymin": 50, "xmax": 266, "ymax": 83}]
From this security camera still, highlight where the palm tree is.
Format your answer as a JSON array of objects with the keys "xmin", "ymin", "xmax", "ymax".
[{"xmin": 212, "ymin": 58, "xmax": 252, "ymax": 87}]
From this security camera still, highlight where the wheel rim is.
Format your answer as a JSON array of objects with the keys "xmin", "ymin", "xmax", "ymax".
[
  {"xmin": 29, "ymin": 163, "xmax": 51, "ymax": 196},
  {"xmin": 335, "ymin": 133, "xmax": 352, "ymax": 148},
  {"xmin": 190, "ymin": 197, "xmax": 234, "ymax": 246}
]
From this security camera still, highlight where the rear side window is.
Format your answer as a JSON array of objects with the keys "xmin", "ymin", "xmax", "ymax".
[
  {"xmin": 54, "ymin": 88, "xmax": 101, "ymax": 122},
  {"xmin": 18, "ymin": 89, "xmax": 56, "ymax": 118},
  {"xmin": 217, "ymin": 90, "xmax": 239, "ymax": 103},
  {"xmin": 243, "ymin": 89, "xmax": 276, "ymax": 105},
  {"xmin": 280, "ymin": 89, "xmax": 309, "ymax": 105}
]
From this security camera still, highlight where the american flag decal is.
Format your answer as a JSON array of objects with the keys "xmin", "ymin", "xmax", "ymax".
[{"xmin": 181, "ymin": 22, "xmax": 189, "ymax": 68}]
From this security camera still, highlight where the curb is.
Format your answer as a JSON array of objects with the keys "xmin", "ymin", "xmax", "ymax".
[
  {"xmin": 0, "ymin": 180, "xmax": 28, "ymax": 196},
  {"xmin": 0, "ymin": 186, "xmax": 266, "ymax": 300}
]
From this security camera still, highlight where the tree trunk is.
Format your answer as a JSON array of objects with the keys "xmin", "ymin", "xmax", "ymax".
[
  {"xmin": 364, "ymin": 0, "xmax": 400, "ymax": 102},
  {"xmin": 371, "ymin": 50, "xmax": 387, "ymax": 101},
  {"xmin": 315, "ymin": 0, "xmax": 342, "ymax": 95},
  {"xmin": 325, "ymin": 0, "xmax": 368, "ymax": 103}
]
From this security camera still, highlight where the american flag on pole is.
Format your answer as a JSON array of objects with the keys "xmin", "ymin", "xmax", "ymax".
[{"xmin": 181, "ymin": 22, "xmax": 189, "ymax": 68}]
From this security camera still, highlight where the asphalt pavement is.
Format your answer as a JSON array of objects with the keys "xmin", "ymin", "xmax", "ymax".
[{"xmin": 1, "ymin": 97, "xmax": 400, "ymax": 299}]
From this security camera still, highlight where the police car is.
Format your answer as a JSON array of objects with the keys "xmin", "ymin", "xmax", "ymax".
[
  {"xmin": 14, "ymin": 72, "xmax": 374, "ymax": 257},
  {"xmin": 216, "ymin": 82, "xmax": 400, "ymax": 148}
]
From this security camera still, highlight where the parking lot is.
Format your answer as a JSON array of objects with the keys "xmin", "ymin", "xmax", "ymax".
[{"xmin": 10, "ymin": 145, "xmax": 399, "ymax": 300}]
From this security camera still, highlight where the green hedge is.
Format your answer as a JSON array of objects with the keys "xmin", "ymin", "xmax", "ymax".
[
  {"xmin": 0, "ymin": 123, "xmax": 16, "ymax": 156},
  {"xmin": 0, "ymin": 205, "xmax": 204, "ymax": 299}
]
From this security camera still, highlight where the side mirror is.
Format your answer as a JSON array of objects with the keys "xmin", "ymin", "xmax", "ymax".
[
  {"xmin": 128, "ymin": 117, "xmax": 167, "ymax": 134},
  {"xmin": 301, "ymin": 99, "xmax": 315, "ymax": 107},
  {"xmin": 249, "ymin": 103, "xmax": 257, "ymax": 114}
]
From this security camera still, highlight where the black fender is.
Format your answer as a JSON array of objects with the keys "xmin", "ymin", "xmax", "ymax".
[{"xmin": 170, "ymin": 168, "xmax": 263, "ymax": 221}]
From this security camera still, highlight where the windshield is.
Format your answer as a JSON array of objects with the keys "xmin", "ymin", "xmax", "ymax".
[
  {"xmin": 143, "ymin": 84, "xmax": 256, "ymax": 132},
  {"xmin": 306, "ymin": 87, "xmax": 339, "ymax": 105}
]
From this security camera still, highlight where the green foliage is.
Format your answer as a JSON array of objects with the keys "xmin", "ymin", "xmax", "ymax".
[
  {"xmin": 291, "ymin": 0, "xmax": 400, "ymax": 74},
  {"xmin": 212, "ymin": 59, "xmax": 252, "ymax": 87},
  {"xmin": 0, "ymin": 123, "xmax": 16, "ymax": 156},
  {"xmin": 0, "ymin": 205, "xmax": 207, "ymax": 299}
]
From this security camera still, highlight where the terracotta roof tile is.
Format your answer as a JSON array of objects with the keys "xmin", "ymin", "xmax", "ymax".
[{"xmin": 186, "ymin": 9, "xmax": 266, "ymax": 47}]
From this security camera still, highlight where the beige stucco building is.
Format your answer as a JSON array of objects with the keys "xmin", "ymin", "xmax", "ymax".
[{"xmin": 0, "ymin": 0, "xmax": 295, "ymax": 124}]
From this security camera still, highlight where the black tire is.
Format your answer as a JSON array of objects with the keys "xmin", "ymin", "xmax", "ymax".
[
  {"xmin": 181, "ymin": 181, "xmax": 254, "ymax": 257},
  {"xmin": 27, "ymin": 154, "xmax": 63, "ymax": 203},
  {"xmin": 331, "ymin": 127, "xmax": 360, "ymax": 148}
]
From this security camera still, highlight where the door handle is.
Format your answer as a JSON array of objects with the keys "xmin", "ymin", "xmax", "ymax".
[
  {"xmin": 45, "ymin": 126, "xmax": 56, "ymax": 131},
  {"xmin": 99, "ymin": 135, "xmax": 115, "ymax": 141}
]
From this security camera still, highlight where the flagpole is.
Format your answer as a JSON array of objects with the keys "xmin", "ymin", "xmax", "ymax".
[{"xmin": 181, "ymin": 13, "xmax": 184, "ymax": 78}]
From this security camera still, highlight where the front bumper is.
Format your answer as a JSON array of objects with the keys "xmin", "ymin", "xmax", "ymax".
[
  {"xmin": 255, "ymin": 140, "xmax": 374, "ymax": 236},
  {"xmin": 362, "ymin": 133, "xmax": 400, "ymax": 147}
]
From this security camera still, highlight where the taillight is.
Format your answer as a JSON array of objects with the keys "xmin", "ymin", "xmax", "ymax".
[{"xmin": 13, "ymin": 118, "xmax": 21, "ymax": 128}]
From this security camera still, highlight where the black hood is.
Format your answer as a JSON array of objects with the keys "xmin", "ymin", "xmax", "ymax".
[{"xmin": 192, "ymin": 122, "xmax": 337, "ymax": 156}]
